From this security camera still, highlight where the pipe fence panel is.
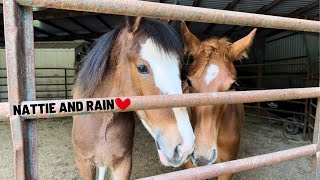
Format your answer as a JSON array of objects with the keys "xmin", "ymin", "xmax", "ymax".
[
  {"xmin": 3, "ymin": 0, "xmax": 38, "ymax": 179},
  {"xmin": 15, "ymin": 0, "xmax": 320, "ymax": 33},
  {"xmin": 1, "ymin": 0, "xmax": 320, "ymax": 179}
]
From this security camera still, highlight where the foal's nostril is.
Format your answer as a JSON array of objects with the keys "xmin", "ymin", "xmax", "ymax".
[
  {"xmin": 156, "ymin": 141, "xmax": 161, "ymax": 150},
  {"xmin": 212, "ymin": 149, "xmax": 217, "ymax": 157},
  {"xmin": 173, "ymin": 144, "xmax": 180, "ymax": 160},
  {"xmin": 195, "ymin": 156, "xmax": 210, "ymax": 166}
]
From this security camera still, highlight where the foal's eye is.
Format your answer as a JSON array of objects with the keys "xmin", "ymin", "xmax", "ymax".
[
  {"xmin": 229, "ymin": 81, "xmax": 239, "ymax": 91},
  {"xmin": 137, "ymin": 64, "xmax": 149, "ymax": 74}
]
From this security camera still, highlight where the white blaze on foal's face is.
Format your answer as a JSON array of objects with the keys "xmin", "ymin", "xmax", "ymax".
[
  {"xmin": 205, "ymin": 64, "xmax": 219, "ymax": 85},
  {"xmin": 137, "ymin": 38, "xmax": 195, "ymax": 167},
  {"xmin": 140, "ymin": 38, "xmax": 182, "ymax": 95}
]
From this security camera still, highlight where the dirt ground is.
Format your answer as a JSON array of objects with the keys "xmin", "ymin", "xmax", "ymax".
[{"xmin": 0, "ymin": 112, "xmax": 312, "ymax": 180}]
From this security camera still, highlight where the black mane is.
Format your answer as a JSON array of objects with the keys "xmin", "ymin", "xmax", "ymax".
[{"xmin": 74, "ymin": 18, "xmax": 183, "ymax": 98}]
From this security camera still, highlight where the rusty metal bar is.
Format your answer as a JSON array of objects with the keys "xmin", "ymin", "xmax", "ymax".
[
  {"xmin": 245, "ymin": 105, "xmax": 305, "ymax": 116},
  {"xmin": 3, "ymin": 0, "xmax": 38, "ymax": 179},
  {"xmin": 310, "ymin": 113, "xmax": 316, "ymax": 119},
  {"xmin": 236, "ymin": 63, "xmax": 307, "ymax": 67},
  {"xmin": 238, "ymin": 76, "xmax": 308, "ymax": 79},
  {"xmin": 140, "ymin": 144, "xmax": 317, "ymax": 180},
  {"xmin": 312, "ymin": 102, "xmax": 318, "ymax": 108},
  {"xmin": 246, "ymin": 113, "xmax": 304, "ymax": 126},
  {"xmin": 312, "ymin": 98, "xmax": 320, "ymax": 179},
  {"xmin": 16, "ymin": 0, "xmax": 320, "ymax": 33},
  {"xmin": 0, "ymin": 87, "xmax": 315, "ymax": 120},
  {"xmin": 5, "ymin": 87, "xmax": 320, "ymax": 119}
]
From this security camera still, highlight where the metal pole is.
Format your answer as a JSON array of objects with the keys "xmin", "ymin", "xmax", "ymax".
[
  {"xmin": 304, "ymin": 63, "xmax": 311, "ymax": 140},
  {"xmin": 141, "ymin": 144, "xmax": 317, "ymax": 180},
  {"xmin": 64, "ymin": 69, "xmax": 68, "ymax": 99},
  {"xmin": 14, "ymin": 87, "xmax": 320, "ymax": 119},
  {"xmin": 16, "ymin": 0, "xmax": 320, "ymax": 33},
  {"xmin": 312, "ymin": 98, "xmax": 320, "ymax": 179},
  {"xmin": 3, "ymin": 0, "xmax": 38, "ymax": 179},
  {"xmin": 257, "ymin": 64, "xmax": 262, "ymax": 115},
  {"xmin": 0, "ymin": 87, "xmax": 319, "ymax": 120}
]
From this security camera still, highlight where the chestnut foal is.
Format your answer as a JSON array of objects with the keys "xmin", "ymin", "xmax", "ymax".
[
  {"xmin": 72, "ymin": 17, "xmax": 195, "ymax": 180},
  {"xmin": 181, "ymin": 22, "xmax": 256, "ymax": 180}
]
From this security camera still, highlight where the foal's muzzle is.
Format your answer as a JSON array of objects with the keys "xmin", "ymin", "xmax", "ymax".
[
  {"xmin": 192, "ymin": 148, "xmax": 218, "ymax": 166},
  {"xmin": 156, "ymin": 139, "xmax": 194, "ymax": 167}
]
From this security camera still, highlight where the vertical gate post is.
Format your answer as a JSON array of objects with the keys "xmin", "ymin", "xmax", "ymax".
[
  {"xmin": 64, "ymin": 69, "xmax": 68, "ymax": 99},
  {"xmin": 312, "ymin": 98, "xmax": 320, "ymax": 179},
  {"xmin": 3, "ymin": 0, "xmax": 38, "ymax": 179}
]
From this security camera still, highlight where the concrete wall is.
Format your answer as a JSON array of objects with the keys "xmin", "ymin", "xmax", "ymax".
[{"xmin": 0, "ymin": 48, "xmax": 76, "ymax": 102}]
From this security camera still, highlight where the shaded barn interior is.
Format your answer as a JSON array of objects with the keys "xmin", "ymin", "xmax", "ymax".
[{"xmin": 0, "ymin": 1, "xmax": 318, "ymax": 139}]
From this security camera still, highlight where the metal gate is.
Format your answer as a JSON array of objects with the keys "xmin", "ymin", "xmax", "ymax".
[{"xmin": 0, "ymin": 0, "xmax": 319, "ymax": 179}]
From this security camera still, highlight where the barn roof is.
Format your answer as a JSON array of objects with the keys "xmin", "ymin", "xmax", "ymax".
[{"xmin": 0, "ymin": 0, "xmax": 318, "ymax": 44}]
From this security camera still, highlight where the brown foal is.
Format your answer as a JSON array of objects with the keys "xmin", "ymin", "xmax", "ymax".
[
  {"xmin": 72, "ymin": 17, "xmax": 195, "ymax": 180},
  {"xmin": 181, "ymin": 21, "xmax": 256, "ymax": 180}
]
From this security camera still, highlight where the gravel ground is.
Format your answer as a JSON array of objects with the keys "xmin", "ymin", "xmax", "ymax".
[{"xmin": 0, "ymin": 112, "xmax": 312, "ymax": 180}]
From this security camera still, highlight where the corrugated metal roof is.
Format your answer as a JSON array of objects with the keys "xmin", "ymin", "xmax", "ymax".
[
  {"xmin": 269, "ymin": 0, "xmax": 316, "ymax": 14},
  {"xmin": 234, "ymin": 0, "xmax": 274, "ymax": 13},
  {"xmin": 302, "ymin": 5, "xmax": 319, "ymax": 16},
  {"xmin": 198, "ymin": 0, "xmax": 230, "ymax": 9},
  {"xmin": 1, "ymin": 0, "xmax": 318, "ymax": 42},
  {"xmin": 177, "ymin": 0, "xmax": 194, "ymax": 6}
]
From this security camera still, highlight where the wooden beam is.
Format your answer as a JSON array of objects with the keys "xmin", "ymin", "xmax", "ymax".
[
  {"xmin": 35, "ymin": 32, "xmax": 105, "ymax": 41},
  {"xmin": 0, "ymin": 9, "xmax": 98, "ymax": 25},
  {"xmin": 203, "ymin": 24, "xmax": 216, "ymax": 34},
  {"xmin": 224, "ymin": 0, "xmax": 240, "ymax": 10},
  {"xmin": 33, "ymin": 27, "xmax": 55, "ymax": 37},
  {"xmin": 34, "ymin": 9, "xmax": 97, "ymax": 20},
  {"xmin": 192, "ymin": 0, "xmax": 201, "ymax": 7},
  {"xmin": 95, "ymin": 15, "xmax": 113, "ymax": 30},
  {"xmin": 256, "ymin": 0, "xmax": 283, "ymax": 14},
  {"xmin": 67, "ymin": 17, "xmax": 96, "ymax": 33},
  {"xmin": 39, "ymin": 20, "xmax": 76, "ymax": 35}
]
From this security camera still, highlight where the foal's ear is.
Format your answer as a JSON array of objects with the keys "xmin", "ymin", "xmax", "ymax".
[
  {"xmin": 181, "ymin": 21, "xmax": 201, "ymax": 55},
  {"xmin": 126, "ymin": 16, "xmax": 143, "ymax": 33},
  {"xmin": 229, "ymin": 28, "xmax": 257, "ymax": 61}
]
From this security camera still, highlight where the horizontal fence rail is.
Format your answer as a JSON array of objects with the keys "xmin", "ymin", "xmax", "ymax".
[
  {"xmin": 0, "ymin": 68, "xmax": 75, "ymax": 102},
  {"xmin": 0, "ymin": 87, "xmax": 319, "ymax": 120},
  {"xmin": 140, "ymin": 144, "xmax": 318, "ymax": 180},
  {"xmin": 16, "ymin": 0, "xmax": 320, "ymax": 33}
]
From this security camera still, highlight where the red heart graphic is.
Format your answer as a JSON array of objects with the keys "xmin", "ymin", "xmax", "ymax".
[{"xmin": 115, "ymin": 98, "xmax": 131, "ymax": 110}]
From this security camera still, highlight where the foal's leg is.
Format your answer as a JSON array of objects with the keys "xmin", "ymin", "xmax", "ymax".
[
  {"xmin": 98, "ymin": 166, "xmax": 107, "ymax": 180},
  {"xmin": 110, "ymin": 151, "xmax": 133, "ymax": 180},
  {"xmin": 183, "ymin": 160, "xmax": 195, "ymax": 169},
  {"xmin": 75, "ymin": 151, "xmax": 96, "ymax": 180},
  {"xmin": 216, "ymin": 136, "xmax": 240, "ymax": 180}
]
